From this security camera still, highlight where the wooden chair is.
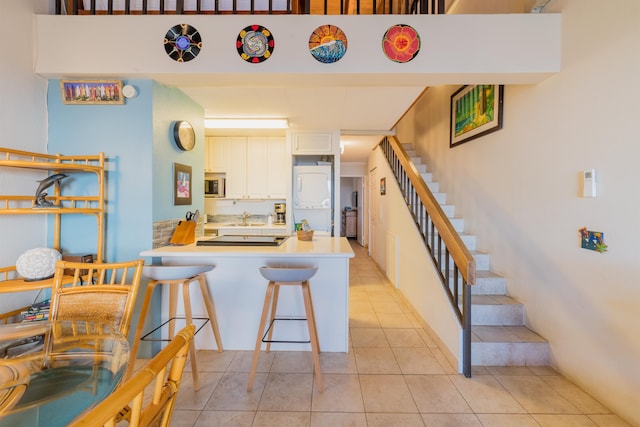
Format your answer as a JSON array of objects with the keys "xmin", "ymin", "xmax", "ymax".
[
  {"xmin": 49, "ymin": 259, "xmax": 144, "ymax": 338},
  {"xmin": 67, "ymin": 324, "xmax": 195, "ymax": 427}
]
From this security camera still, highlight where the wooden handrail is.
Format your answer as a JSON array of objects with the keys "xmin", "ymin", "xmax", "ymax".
[
  {"xmin": 378, "ymin": 135, "xmax": 474, "ymax": 377},
  {"xmin": 384, "ymin": 136, "xmax": 475, "ymax": 285}
]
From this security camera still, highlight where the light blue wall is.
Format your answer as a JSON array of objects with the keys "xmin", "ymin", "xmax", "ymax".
[
  {"xmin": 48, "ymin": 79, "xmax": 154, "ymax": 262},
  {"xmin": 151, "ymin": 82, "xmax": 205, "ymax": 221},
  {"xmin": 47, "ymin": 79, "xmax": 204, "ymax": 262}
]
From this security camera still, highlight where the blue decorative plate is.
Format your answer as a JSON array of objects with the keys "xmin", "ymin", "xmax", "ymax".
[{"xmin": 164, "ymin": 24, "xmax": 202, "ymax": 62}]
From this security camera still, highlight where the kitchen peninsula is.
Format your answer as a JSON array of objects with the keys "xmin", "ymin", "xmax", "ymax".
[{"xmin": 140, "ymin": 236, "xmax": 354, "ymax": 352}]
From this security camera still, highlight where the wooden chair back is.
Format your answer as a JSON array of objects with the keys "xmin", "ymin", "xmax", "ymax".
[
  {"xmin": 50, "ymin": 259, "xmax": 144, "ymax": 338},
  {"xmin": 67, "ymin": 324, "xmax": 195, "ymax": 427}
]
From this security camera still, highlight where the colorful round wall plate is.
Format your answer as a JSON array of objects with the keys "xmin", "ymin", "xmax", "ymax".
[
  {"xmin": 308, "ymin": 25, "xmax": 348, "ymax": 64},
  {"xmin": 382, "ymin": 24, "xmax": 420, "ymax": 63},
  {"xmin": 164, "ymin": 24, "xmax": 202, "ymax": 62},
  {"xmin": 237, "ymin": 25, "xmax": 275, "ymax": 63}
]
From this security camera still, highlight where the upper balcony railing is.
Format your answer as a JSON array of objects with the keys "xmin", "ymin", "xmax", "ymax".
[{"xmin": 56, "ymin": 0, "xmax": 444, "ymax": 15}]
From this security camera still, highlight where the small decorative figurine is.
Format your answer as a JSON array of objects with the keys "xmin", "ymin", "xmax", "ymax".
[
  {"xmin": 579, "ymin": 227, "xmax": 608, "ymax": 253},
  {"xmin": 34, "ymin": 173, "xmax": 68, "ymax": 208}
]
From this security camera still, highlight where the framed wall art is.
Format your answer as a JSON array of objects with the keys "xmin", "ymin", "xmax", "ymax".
[
  {"xmin": 380, "ymin": 177, "xmax": 386, "ymax": 195},
  {"xmin": 60, "ymin": 80, "xmax": 124, "ymax": 105},
  {"xmin": 450, "ymin": 84, "xmax": 504, "ymax": 148},
  {"xmin": 174, "ymin": 163, "xmax": 192, "ymax": 205}
]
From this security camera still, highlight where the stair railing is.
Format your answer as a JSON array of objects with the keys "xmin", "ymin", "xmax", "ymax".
[
  {"xmin": 379, "ymin": 136, "xmax": 475, "ymax": 377},
  {"xmin": 56, "ymin": 0, "xmax": 444, "ymax": 14}
]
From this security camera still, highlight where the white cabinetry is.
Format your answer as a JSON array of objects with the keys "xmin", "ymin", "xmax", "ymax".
[
  {"xmin": 267, "ymin": 138, "xmax": 286, "ymax": 198},
  {"xmin": 206, "ymin": 137, "xmax": 237, "ymax": 173},
  {"xmin": 290, "ymin": 131, "xmax": 337, "ymax": 154},
  {"xmin": 222, "ymin": 136, "xmax": 286, "ymax": 200},
  {"xmin": 246, "ymin": 138, "xmax": 268, "ymax": 198},
  {"xmin": 225, "ymin": 139, "xmax": 248, "ymax": 199}
]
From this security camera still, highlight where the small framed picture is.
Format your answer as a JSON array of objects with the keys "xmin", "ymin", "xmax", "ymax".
[
  {"xmin": 380, "ymin": 177, "xmax": 386, "ymax": 195},
  {"xmin": 60, "ymin": 80, "xmax": 124, "ymax": 105},
  {"xmin": 174, "ymin": 163, "xmax": 192, "ymax": 205}
]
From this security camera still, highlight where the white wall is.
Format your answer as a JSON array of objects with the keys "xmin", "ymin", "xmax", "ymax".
[
  {"xmin": 395, "ymin": 0, "xmax": 640, "ymax": 424},
  {"xmin": 368, "ymin": 149, "xmax": 461, "ymax": 366},
  {"xmin": 0, "ymin": 1, "xmax": 52, "ymax": 312},
  {"xmin": 34, "ymin": 14, "xmax": 560, "ymax": 85}
]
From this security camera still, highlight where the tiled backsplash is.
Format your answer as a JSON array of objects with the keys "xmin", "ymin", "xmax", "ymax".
[{"xmin": 152, "ymin": 218, "xmax": 203, "ymax": 248}]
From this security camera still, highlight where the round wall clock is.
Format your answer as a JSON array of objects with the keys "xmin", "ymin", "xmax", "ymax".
[{"xmin": 173, "ymin": 121, "xmax": 196, "ymax": 151}]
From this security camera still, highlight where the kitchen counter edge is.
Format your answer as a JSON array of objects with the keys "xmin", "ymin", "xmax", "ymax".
[{"xmin": 141, "ymin": 235, "xmax": 355, "ymax": 258}]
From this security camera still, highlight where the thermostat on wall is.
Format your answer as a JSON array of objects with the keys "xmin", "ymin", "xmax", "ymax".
[{"xmin": 583, "ymin": 169, "xmax": 597, "ymax": 198}]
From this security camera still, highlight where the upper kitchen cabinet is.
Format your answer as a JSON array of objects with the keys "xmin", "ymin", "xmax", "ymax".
[
  {"xmin": 224, "ymin": 136, "xmax": 286, "ymax": 200},
  {"xmin": 266, "ymin": 137, "xmax": 286, "ymax": 199},
  {"xmin": 289, "ymin": 131, "xmax": 339, "ymax": 155},
  {"xmin": 205, "ymin": 136, "xmax": 240, "ymax": 173}
]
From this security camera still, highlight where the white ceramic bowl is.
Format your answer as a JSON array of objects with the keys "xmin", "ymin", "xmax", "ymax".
[
  {"xmin": 142, "ymin": 265, "xmax": 213, "ymax": 281},
  {"xmin": 259, "ymin": 266, "xmax": 317, "ymax": 282}
]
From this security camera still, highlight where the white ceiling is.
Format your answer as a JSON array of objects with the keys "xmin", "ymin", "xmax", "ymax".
[{"xmin": 177, "ymin": 83, "xmax": 425, "ymax": 163}]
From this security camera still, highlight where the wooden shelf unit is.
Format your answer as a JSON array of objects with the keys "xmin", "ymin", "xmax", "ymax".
[{"xmin": 0, "ymin": 148, "xmax": 105, "ymax": 297}]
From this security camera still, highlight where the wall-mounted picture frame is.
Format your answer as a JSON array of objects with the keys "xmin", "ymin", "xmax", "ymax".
[
  {"xmin": 174, "ymin": 163, "xmax": 192, "ymax": 205},
  {"xmin": 60, "ymin": 80, "xmax": 124, "ymax": 105},
  {"xmin": 380, "ymin": 177, "xmax": 386, "ymax": 195},
  {"xmin": 450, "ymin": 84, "xmax": 504, "ymax": 148}
]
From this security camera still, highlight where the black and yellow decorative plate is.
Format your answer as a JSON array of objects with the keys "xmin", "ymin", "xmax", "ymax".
[
  {"xmin": 236, "ymin": 25, "xmax": 274, "ymax": 63},
  {"xmin": 164, "ymin": 24, "xmax": 202, "ymax": 62}
]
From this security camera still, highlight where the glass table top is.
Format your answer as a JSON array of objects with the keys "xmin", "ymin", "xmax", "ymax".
[{"xmin": 0, "ymin": 320, "xmax": 130, "ymax": 426}]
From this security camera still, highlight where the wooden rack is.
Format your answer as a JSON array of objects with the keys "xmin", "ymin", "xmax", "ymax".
[{"xmin": 0, "ymin": 148, "xmax": 105, "ymax": 299}]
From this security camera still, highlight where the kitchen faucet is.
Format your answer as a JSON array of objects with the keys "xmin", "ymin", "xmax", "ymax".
[{"xmin": 241, "ymin": 211, "xmax": 250, "ymax": 225}]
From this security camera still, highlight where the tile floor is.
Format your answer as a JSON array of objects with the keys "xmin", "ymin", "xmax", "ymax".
[{"xmin": 155, "ymin": 240, "xmax": 632, "ymax": 427}]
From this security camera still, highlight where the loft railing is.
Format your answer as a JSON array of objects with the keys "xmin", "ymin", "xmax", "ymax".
[
  {"xmin": 379, "ymin": 136, "xmax": 475, "ymax": 377},
  {"xmin": 55, "ymin": 0, "xmax": 444, "ymax": 15}
]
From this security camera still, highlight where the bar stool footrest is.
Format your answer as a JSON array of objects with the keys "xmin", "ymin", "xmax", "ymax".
[
  {"xmin": 261, "ymin": 317, "xmax": 310, "ymax": 344},
  {"xmin": 141, "ymin": 316, "xmax": 210, "ymax": 342}
]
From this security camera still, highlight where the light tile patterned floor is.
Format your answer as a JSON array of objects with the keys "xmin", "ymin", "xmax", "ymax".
[{"xmin": 153, "ymin": 240, "xmax": 632, "ymax": 427}]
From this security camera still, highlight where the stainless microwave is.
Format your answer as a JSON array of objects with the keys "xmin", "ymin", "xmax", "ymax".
[{"xmin": 205, "ymin": 177, "xmax": 225, "ymax": 198}]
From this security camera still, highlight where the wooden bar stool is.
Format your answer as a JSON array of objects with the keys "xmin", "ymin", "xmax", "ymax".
[
  {"xmin": 128, "ymin": 265, "xmax": 223, "ymax": 390},
  {"xmin": 247, "ymin": 266, "xmax": 322, "ymax": 392}
]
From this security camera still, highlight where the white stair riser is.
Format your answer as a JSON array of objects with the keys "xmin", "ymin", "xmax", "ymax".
[
  {"xmin": 471, "ymin": 276, "xmax": 507, "ymax": 295},
  {"xmin": 426, "ymin": 181, "xmax": 440, "ymax": 192},
  {"xmin": 433, "ymin": 192, "xmax": 446, "ymax": 204},
  {"xmin": 471, "ymin": 304, "xmax": 524, "ymax": 326},
  {"xmin": 472, "ymin": 342, "xmax": 550, "ymax": 366},
  {"xmin": 440, "ymin": 204, "xmax": 455, "ymax": 217},
  {"xmin": 413, "ymin": 163, "xmax": 427, "ymax": 173}
]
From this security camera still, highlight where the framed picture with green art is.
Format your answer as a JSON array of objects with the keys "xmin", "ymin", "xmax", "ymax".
[{"xmin": 450, "ymin": 84, "xmax": 504, "ymax": 148}]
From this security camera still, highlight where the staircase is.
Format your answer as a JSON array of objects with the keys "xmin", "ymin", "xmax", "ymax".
[{"xmin": 403, "ymin": 143, "xmax": 550, "ymax": 366}]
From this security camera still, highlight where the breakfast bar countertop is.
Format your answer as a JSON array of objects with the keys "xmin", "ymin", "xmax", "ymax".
[{"xmin": 140, "ymin": 235, "xmax": 355, "ymax": 259}]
